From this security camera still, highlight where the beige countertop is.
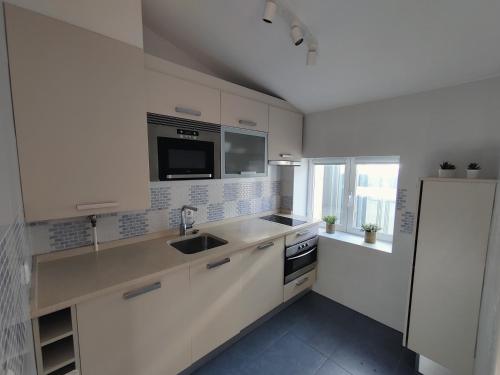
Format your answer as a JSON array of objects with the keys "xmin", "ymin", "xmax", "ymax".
[{"xmin": 32, "ymin": 214, "xmax": 320, "ymax": 318}]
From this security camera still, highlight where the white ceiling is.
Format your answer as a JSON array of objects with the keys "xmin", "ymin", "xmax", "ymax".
[{"xmin": 142, "ymin": 0, "xmax": 500, "ymax": 113}]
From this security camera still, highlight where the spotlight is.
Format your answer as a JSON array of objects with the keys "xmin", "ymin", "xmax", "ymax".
[
  {"xmin": 307, "ymin": 45, "xmax": 317, "ymax": 65},
  {"xmin": 262, "ymin": 1, "xmax": 277, "ymax": 23},
  {"xmin": 290, "ymin": 21, "xmax": 304, "ymax": 46}
]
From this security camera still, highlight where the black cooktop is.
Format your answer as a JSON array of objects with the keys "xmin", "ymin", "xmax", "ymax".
[{"xmin": 260, "ymin": 214, "xmax": 307, "ymax": 227}]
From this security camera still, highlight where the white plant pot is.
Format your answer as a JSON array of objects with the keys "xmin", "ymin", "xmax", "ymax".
[
  {"xmin": 438, "ymin": 169, "xmax": 456, "ymax": 178},
  {"xmin": 466, "ymin": 169, "xmax": 480, "ymax": 179}
]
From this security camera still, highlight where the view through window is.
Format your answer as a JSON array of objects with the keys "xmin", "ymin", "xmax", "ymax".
[{"xmin": 309, "ymin": 157, "xmax": 400, "ymax": 241}]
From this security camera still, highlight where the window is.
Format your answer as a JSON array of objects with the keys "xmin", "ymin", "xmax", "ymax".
[{"xmin": 308, "ymin": 157, "xmax": 400, "ymax": 242}]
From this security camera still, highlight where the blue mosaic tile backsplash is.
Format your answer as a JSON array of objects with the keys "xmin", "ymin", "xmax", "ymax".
[{"xmin": 30, "ymin": 169, "xmax": 282, "ymax": 254}]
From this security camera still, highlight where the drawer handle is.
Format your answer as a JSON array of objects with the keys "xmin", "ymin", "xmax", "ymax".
[
  {"xmin": 280, "ymin": 153, "xmax": 293, "ymax": 158},
  {"xmin": 257, "ymin": 242, "xmax": 274, "ymax": 250},
  {"xmin": 296, "ymin": 230, "xmax": 310, "ymax": 237},
  {"xmin": 76, "ymin": 202, "xmax": 118, "ymax": 211},
  {"xmin": 123, "ymin": 282, "xmax": 161, "ymax": 300},
  {"xmin": 175, "ymin": 106, "xmax": 202, "ymax": 117},
  {"xmin": 238, "ymin": 119, "xmax": 257, "ymax": 127},
  {"xmin": 296, "ymin": 277, "xmax": 309, "ymax": 286},
  {"xmin": 207, "ymin": 257, "xmax": 231, "ymax": 269}
]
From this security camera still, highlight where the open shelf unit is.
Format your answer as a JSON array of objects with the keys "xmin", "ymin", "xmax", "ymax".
[{"xmin": 32, "ymin": 307, "xmax": 81, "ymax": 375}]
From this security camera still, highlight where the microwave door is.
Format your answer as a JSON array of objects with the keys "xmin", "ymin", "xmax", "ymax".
[{"xmin": 157, "ymin": 137, "xmax": 215, "ymax": 181}]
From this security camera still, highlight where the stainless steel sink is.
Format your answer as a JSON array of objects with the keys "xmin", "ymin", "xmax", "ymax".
[{"xmin": 170, "ymin": 234, "xmax": 228, "ymax": 254}]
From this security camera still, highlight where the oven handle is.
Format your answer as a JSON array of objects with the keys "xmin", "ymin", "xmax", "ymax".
[{"xmin": 287, "ymin": 247, "xmax": 317, "ymax": 260}]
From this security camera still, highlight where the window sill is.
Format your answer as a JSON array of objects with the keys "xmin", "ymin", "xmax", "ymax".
[{"xmin": 318, "ymin": 229, "xmax": 393, "ymax": 253}]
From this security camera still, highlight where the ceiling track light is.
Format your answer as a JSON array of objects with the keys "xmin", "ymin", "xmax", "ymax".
[
  {"xmin": 290, "ymin": 21, "xmax": 304, "ymax": 46},
  {"xmin": 307, "ymin": 44, "xmax": 318, "ymax": 66},
  {"xmin": 262, "ymin": 0, "xmax": 277, "ymax": 23}
]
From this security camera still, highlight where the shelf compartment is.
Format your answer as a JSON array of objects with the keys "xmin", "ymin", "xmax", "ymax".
[
  {"xmin": 39, "ymin": 308, "xmax": 73, "ymax": 346},
  {"xmin": 42, "ymin": 336, "xmax": 75, "ymax": 374},
  {"xmin": 46, "ymin": 362, "xmax": 76, "ymax": 375}
]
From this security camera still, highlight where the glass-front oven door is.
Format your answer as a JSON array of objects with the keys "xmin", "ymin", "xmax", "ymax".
[
  {"xmin": 284, "ymin": 245, "xmax": 318, "ymax": 284},
  {"xmin": 157, "ymin": 137, "xmax": 214, "ymax": 180}
]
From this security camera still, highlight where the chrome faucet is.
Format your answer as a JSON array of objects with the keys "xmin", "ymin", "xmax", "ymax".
[{"xmin": 180, "ymin": 205, "xmax": 198, "ymax": 236}]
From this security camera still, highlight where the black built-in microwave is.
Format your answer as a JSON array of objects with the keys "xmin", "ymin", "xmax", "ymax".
[{"xmin": 147, "ymin": 113, "xmax": 221, "ymax": 181}]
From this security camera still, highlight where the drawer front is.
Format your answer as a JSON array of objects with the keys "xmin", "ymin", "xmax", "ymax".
[
  {"xmin": 221, "ymin": 92, "xmax": 269, "ymax": 132},
  {"xmin": 284, "ymin": 269, "xmax": 316, "ymax": 302},
  {"xmin": 285, "ymin": 225, "xmax": 320, "ymax": 246},
  {"xmin": 146, "ymin": 70, "xmax": 221, "ymax": 124}
]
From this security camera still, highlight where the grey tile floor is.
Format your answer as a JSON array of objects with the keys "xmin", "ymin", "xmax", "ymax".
[{"xmin": 193, "ymin": 292, "xmax": 416, "ymax": 375}]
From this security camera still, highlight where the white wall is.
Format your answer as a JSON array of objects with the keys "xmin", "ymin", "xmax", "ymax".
[
  {"xmin": 4, "ymin": 0, "xmax": 143, "ymax": 47},
  {"xmin": 0, "ymin": 3, "xmax": 35, "ymax": 373},
  {"xmin": 305, "ymin": 76, "xmax": 500, "ymax": 332},
  {"xmin": 143, "ymin": 26, "xmax": 216, "ymax": 76}
]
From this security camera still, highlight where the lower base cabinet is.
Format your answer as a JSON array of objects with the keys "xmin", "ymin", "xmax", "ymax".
[
  {"xmin": 190, "ymin": 252, "xmax": 243, "ymax": 362},
  {"xmin": 77, "ymin": 267, "xmax": 191, "ymax": 375},
  {"xmin": 240, "ymin": 238, "xmax": 284, "ymax": 328}
]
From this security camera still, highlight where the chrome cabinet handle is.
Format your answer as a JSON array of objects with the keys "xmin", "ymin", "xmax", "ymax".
[
  {"xmin": 76, "ymin": 202, "xmax": 118, "ymax": 211},
  {"xmin": 175, "ymin": 106, "xmax": 201, "ymax": 117},
  {"xmin": 240, "ymin": 171, "xmax": 257, "ymax": 175},
  {"xmin": 257, "ymin": 242, "xmax": 274, "ymax": 250},
  {"xmin": 295, "ymin": 277, "xmax": 309, "ymax": 286},
  {"xmin": 207, "ymin": 257, "xmax": 231, "ymax": 269},
  {"xmin": 238, "ymin": 119, "xmax": 257, "ymax": 127},
  {"xmin": 280, "ymin": 153, "xmax": 293, "ymax": 158},
  {"xmin": 123, "ymin": 282, "xmax": 161, "ymax": 300},
  {"xmin": 296, "ymin": 230, "xmax": 310, "ymax": 237}
]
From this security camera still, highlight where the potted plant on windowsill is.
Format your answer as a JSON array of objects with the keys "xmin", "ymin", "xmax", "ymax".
[
  {"xmin": 361, "ymin": 223, "xmax": 380, "ymax": 244},
  {"xmin": 466, "ymin": 163, "xmax": 481, "ymax": 179},
  {"xmin": 323, "ymin": 215, "xmax": 337, "ymax": 234},
  {"xmin": 438, "ymin": 161, "xmax": 456, "ymax": 178}
]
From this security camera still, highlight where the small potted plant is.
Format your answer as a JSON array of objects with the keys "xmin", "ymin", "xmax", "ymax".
[
  {"xmin": 323, "ymin": 215, "xmax": 337, "ymax": 234},
  {"xmin": 438, "ymin": 161, "xmax": 456, "ymax": 178},
  {"xmin": 466, "ymin": 163, "xmax": 481, "ymax": 179},
  {"xmin": 361, "ymin": 223, "xmax": 380, "ymax": 244}
]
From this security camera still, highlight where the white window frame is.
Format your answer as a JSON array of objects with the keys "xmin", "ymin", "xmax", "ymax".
[{"xmin": 308, "ymin": 156, "xmax": 400, "ymax": 243}]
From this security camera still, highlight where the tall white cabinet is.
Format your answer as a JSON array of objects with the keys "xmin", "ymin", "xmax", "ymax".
[{"xmin": 406, "ymin": 178, "xmax": 497, "ymax": 375}]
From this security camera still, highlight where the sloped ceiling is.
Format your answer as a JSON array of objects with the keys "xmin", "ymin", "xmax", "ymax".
[{"xmin": 142, "ymin": 0, "xmax": 500, "ymax": 113}]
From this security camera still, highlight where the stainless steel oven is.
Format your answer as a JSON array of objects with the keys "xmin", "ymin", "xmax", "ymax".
[
  {"xmin": 284, "ymin": 236, "xmax": 318, "ymax": 284},
  {"xmin": 147, "ymin": 113, "xmax": 221, "ymax": 181}
]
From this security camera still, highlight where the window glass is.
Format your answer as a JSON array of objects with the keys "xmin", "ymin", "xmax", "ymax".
[
  {"xmin": 352, "ymin": 163, "xmax": 399, "ymax": 235},
  {"xmin": 312, "ymin": 164, "xmax": 345, "ymax": 223}
]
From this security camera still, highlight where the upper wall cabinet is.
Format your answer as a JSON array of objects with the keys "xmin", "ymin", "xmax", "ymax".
[
  {"xmin": 145, "ymin": 70, "xmax": 221, "ymax": 124},
  {"xmin": 5, "ymin": 5, "xmax": 150, "ymax": 221},
  {"xmin": 221, "ymin": 92, "xmax": 269, "ymax": 132},
  {"xmin": 268, "ymin": 106, "xmax": 303, "ymax": 162}
]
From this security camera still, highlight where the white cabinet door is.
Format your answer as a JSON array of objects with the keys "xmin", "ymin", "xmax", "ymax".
[
  {"xmin": 190, "ymin": 252, "xmax": 242, "ymax": 362},
  {"xmin": 221, "ymin": 92, "xmax": 269, "ymax": 132},
  {"xmin": 145, "ymin": 70, "xmax": 221, "ymax": 124},
  {"xmin": 240, "ymin": 238, "xmax": 284, "ymax": 328},
  {"xmin": 268, "ymin": 106, "xmax": 303, "ymax": 162},
  {"xmin": 77, "ymin": 268, "xmax": 191, "ymax": 375},
  {"xmin": 5, "ymin": 4, "xmax": 150, "ymax": 221},
  {"xmin": 407, "ymin": 179, "xmax": 496, "ymax": 375}
]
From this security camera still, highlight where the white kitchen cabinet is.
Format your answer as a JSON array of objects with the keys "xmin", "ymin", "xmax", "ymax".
[
  {"xmin": 145, "ymin": 70, "xmax": 221, "ymax": 124},
  {"xmin": 268, "ymin": 106, "xmax": 303, "ymax": 162},
  {"xmin": 406, "ymin": 179, "xmax": 496, "ymax": 375},
  {"xmin": 190, "ymin": 252, "xmax": 243, "ymax": 362},
  {"xmin": 240, "ymin": 238, "xmax": 284, "ymax": 329},
  {"xmin": 5, "ymin": 4, "xmax": 150, "ymax": 221},
  {"xmin": 77, "ymin": 268, "xmax": 191, "ymax": 375},
  {"xmin": 221, "ymin": 92, "xmax": 269, "ymax": 132}
]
